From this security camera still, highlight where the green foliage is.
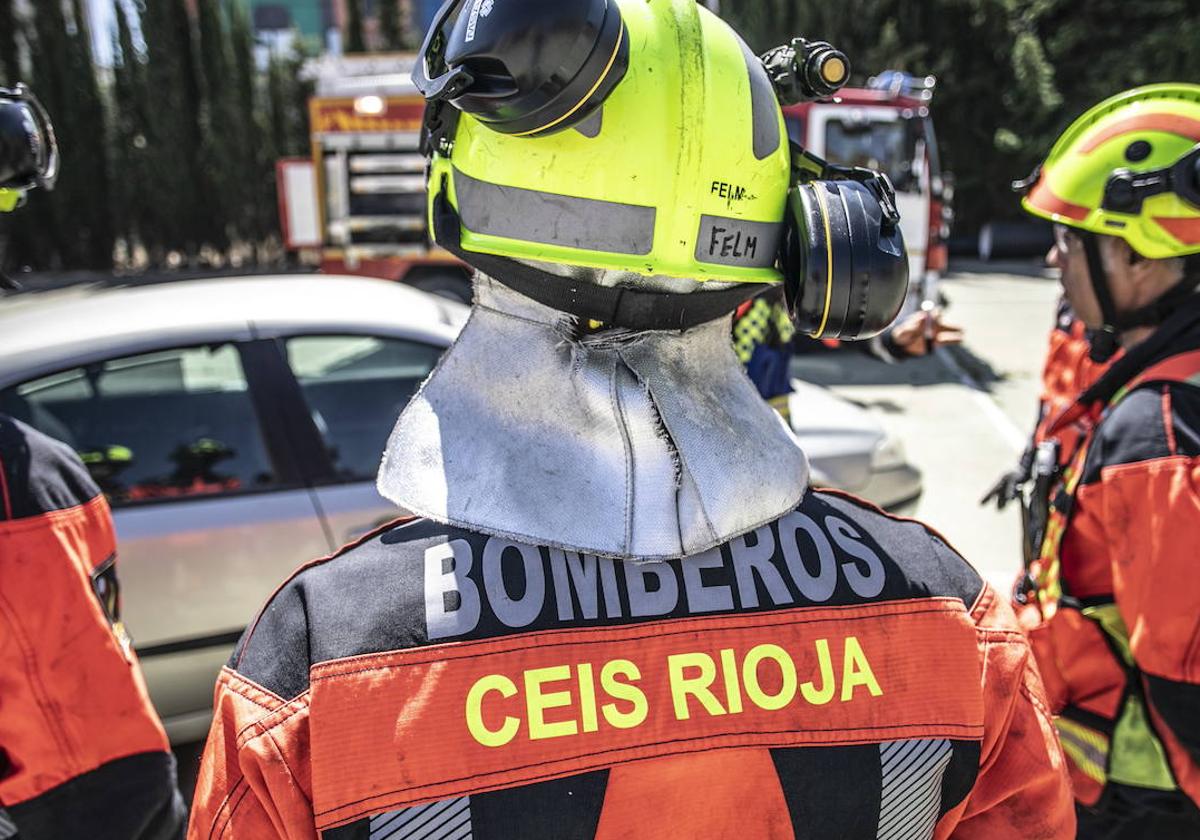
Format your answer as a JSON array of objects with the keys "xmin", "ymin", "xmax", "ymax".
[
  {"xmin": 110, "ymin": 0, "xmax": 151, "ymax": 254},
  {"xmin": 18, "ymin": 0, "xmax": 114, "ymax": 268},
  {"xmin": 0, "ymin": 0, "xmax": 18, "ymax": 85},
  {"xmin": 722, "ymin": 0, "xmax": 1200, "ymax": 232},
  {"xmin": 7, "ymin": 0, "xmax": 318, "ymax": 271},
  {"xmin": 379, "ymin": 0, "xmax": 404, "ymax": 52},
  {"xmin": 346, "ymin": 0, "xmax": 367, "ymax": 53}
]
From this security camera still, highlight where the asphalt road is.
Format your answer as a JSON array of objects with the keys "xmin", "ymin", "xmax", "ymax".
[{"xmin": 791, "ymin": 258, "xmax": 1061, "ymax": 592}]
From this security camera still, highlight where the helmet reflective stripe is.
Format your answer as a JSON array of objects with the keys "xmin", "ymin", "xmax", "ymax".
[
  {"xmin": 1022, "ymin": 83, "xmax": 1200, "ymax": 259},
  {"xmin": 454, "ymin": 168, "xmax": 656, "ymax": 255}
]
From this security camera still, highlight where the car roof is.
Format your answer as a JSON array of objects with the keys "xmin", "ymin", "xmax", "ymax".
[{"xmin": 0, "ymin": 275, "xmax": 467, "ymax": 387}]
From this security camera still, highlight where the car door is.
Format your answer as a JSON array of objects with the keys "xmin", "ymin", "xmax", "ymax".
[
  {"xmin": 0, "ymin": 340, "xmax": 330, "ymax": 744},
  {"xmin": 275, "ymin": 332, "xmax": 445, "ymax": 545}
]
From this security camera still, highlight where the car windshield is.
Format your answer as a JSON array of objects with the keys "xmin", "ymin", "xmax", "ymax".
[{"xmin": 825, "ymin": 118, "xmax": 921, "ymax": 193}]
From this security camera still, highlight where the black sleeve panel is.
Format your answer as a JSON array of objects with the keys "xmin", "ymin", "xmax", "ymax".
[
  {"xmin": 1081, "ymin": 388, "xmax": 1172, "ymax": 486},
  {"xmin": 0, "ymin": 414, "xmax": 100, "ymax": 520},
  {"xmin": 5, "ymin": 751, "xmax": 186, "ymax": 840},
  {"xmin": 1080, "ymin": 384, "xmax": 1200, "ymax": 486},
  {"xmin": 1167, "ymin": 383, "xmax": 1200, "ymax": 458},
  {"xmin": 229, "ymin": 567, "xmax": 314, "ymax": 703},
  {"xmin": 1146, "ymin": 674, "xmax": 1200, "ymax": 768}
]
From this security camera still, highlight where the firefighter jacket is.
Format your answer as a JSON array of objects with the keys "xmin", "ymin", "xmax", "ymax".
[
  {"xmin": 0, "ymin": 415, "xmax": 186, "ymax": 839},
  {"xmin": 1018, "ymin": 297, "xmax": 1200, "ymax": 816},
  {"xmin": 189, "ymin": 489, "xmax": 1074, "ymax": 840}
]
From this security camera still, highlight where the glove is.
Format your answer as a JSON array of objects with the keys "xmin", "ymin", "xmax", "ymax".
[{"xmin": 980, "ymin": 469, "xmax": 1025, "ymax": 510}]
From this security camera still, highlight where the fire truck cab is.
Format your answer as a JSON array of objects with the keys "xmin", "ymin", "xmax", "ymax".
[
  {"xmin": 287, "ymin": 54, "xmax": 474, "ymax": 301},
  {"xmin": 785, "ymin": 71, "xmax": 952, "ymax": 300}
]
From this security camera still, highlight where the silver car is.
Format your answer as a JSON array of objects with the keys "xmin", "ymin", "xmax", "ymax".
[{"xmin": 0, "ymin": 276, "xmax": 919, "ymax": 742}]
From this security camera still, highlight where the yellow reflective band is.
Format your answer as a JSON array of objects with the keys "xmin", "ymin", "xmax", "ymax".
[
  {"xmin": 512, "ymin": 19, "xmax": 626, "ymax": 138},
  {"xmin": 1056, "ymin": 717, "xmax": 1109, "ymax": 786},
  {"xmin": 0, "ymin": 189, "xmax": 21, "ymax": 213},
  {"xmin": 813, "ymin": 186, "xmax": 835, "ymax": 337},
  {"xmin": 1109, "ymin": 694, "xmax": 1178, "ymax": 791},
  {"xmin": 1083, "ymin": 603, "xmax": 1135, "ymax": 667}
]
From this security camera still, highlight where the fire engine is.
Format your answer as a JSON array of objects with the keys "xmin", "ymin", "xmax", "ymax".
[
  {"xmin": 279, "ymin": 53, "xmax": 475, "ymax": 301},
  {"xmin": 279, "ymin": 60, "xmax": 951, "ymax": 306},
  {"xmin": 784, "ymin": 70, "xmax": 953, "ymax": 303}
]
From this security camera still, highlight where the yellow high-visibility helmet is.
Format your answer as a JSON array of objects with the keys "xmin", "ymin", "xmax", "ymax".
[
  {"xmin": 419, "ymin": 0, "xmax": 792, "ymax": 287},
  {"xmin": 1022, "ymin": 84, "xmax": 1200, "ymax": 259},
  {"xmin": 414, "ymin": 0, "xmax": 908, "ymax": 338}
]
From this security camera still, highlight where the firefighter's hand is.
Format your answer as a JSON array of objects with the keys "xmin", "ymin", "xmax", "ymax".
[
  {"xmin": 889, "ymin": 309, "xmax": 964, "ymax": 357},
  {"xmin": 980, "ymin": 469, "xmax": 1024, "ymax": 510}
]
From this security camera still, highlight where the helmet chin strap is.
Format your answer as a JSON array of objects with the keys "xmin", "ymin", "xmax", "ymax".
[
  {"xmin": 1080, "ymin": 232, "xmax": 1200, "ymax": 362},
  {"xmin": 1080, "ymin": 232, "xmax": 1122, "ymax": 363}
]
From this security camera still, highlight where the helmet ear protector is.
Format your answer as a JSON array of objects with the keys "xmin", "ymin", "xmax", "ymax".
[
  {"xmin": 0, "ymin": 84, "xmax": 59, "ymax": 195},
  {"xmin": 782, "ymin": 148, "xmax": 909, "ymax": 339},
  {"xmin": 1101, "ymin": 142, "xmax": 1200, "ymax": 215},
  {"xmin": 413, "ymin": 0, "xmax": 629, "ymax": 139}
]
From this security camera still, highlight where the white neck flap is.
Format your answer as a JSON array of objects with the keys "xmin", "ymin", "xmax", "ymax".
[{"xmin": 378, "ymin": 275, "xmax": 809, "ymax": 561}]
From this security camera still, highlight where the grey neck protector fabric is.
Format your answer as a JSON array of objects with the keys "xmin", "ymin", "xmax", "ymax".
[{"xmin": 377, "ymin": 274, "xmax": 809, "ymax": 561}]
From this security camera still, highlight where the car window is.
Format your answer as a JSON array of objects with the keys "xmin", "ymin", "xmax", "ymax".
[
  {"xmin": 285, "ymin": 335, "xmax": 442, "ymax": 483},
  {"xmin": 0, "ymin": 344, "xmax": 278, "ymax": 506}
]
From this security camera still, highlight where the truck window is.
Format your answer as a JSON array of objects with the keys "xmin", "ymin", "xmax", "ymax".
[{"xmin": 825, "ymin": 118, "xmax": 921, "ymax": 193}]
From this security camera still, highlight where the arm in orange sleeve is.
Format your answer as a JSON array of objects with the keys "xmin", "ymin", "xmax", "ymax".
[
  {"xmin": 1100, "ymin": 453, "xmax": 1200, "ymax": 802},
  {"xmin": 936, "ymin": 587, "xmax": 1075, "ymax": 840},
  {"xmin": 0, "ymin": 417, "xmax": 184, "ymax": 840},
  {"xmin": 188, "ymin": 671, "xmax": 316, "ymax": 840}
]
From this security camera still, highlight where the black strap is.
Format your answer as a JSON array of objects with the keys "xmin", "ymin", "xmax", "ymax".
[
  {"xmin": 432, "ymin": 188, "xmax": 771, "ymax": 331},
  {"xmin": 1079, "ymin": 293, "xmax": 1200, "ymax": 407},
  {"xmin": 1080, "ymin": 232, "xmax": 1122, "ymax": 362}
]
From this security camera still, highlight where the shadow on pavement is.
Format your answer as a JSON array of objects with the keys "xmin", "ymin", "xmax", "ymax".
[
  {"xmin": 790, "ymin": 342, "xmax": 1004, "ymax": 393},
  {"xmin": 947, "ymin": 258, "xmax": 1053, "ymax": 279}
]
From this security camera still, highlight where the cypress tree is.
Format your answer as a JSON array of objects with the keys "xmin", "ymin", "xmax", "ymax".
[
  {"xmin": 141, "ymin": 0, "xmax": 207, "ymax": 258},
  {"xmin": 69, "ymin": 0, "xmax": 114, "ymax": 268},
  {"xmin": 196, "ymin": 0, "xmax": 236, "ymax": 252},
  {"xmin": 0, "ymin": 0, "xmax": 19, "ymax": 85},
  {"xmin": 346, "ymin": 0, "xmax": 367, "ymax": 53},
  {"xmin": 111, "ymin": 0, "xmax": 145, "ymax": 260},
  {"xmin": 26, "ymin": 0, "xmax": 74, "ymax": 267},
  {"xmin": 379, "ymin": 0, "xmax": 403, "ymax": 51}
]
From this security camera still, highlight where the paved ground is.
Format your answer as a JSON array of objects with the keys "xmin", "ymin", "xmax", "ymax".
[{"xmin": 791, "ymin": 259, "xmax": 1061, "ymax": 591}]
